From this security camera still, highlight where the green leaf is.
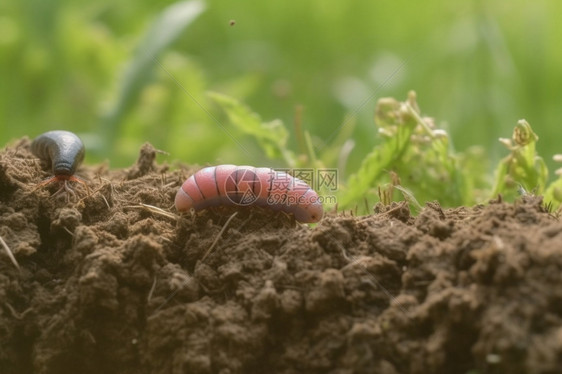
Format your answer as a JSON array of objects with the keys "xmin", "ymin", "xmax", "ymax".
[
  {"xmin": 338, "ymin": 93, "xmax": 418, "ymax": 208},
  {"xmin": 338, "ymin": 91, "xmax": 474, "ymax": 210},
  {"xmin": 543, "ymin": 155, "xmax": 562, "ymax": 210},
  {"xmin": 208, "ymin": 91, "xmax": 296, "ymax": 167},
  {"xmin": 491, "ymin": 119, "xmax": 548, "ymax": 200}
]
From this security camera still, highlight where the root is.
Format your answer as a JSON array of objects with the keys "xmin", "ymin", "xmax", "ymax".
[
  {"xmin": 201, "ymin": 211, "xmax": 238, "ymax": 263},
  {"xmin": 0, "ymin": 235, "xmax": 20, "ymax": 271}
]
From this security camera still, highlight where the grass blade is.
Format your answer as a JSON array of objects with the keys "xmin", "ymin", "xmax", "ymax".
[{"xmin": 99, "ymin": 0, "xmax": 206, "ymax": 155}]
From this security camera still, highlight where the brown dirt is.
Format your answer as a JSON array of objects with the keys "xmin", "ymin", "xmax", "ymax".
[{"xmin": 1, "ymin": 138, "xmax": 562, "ymax": 374}]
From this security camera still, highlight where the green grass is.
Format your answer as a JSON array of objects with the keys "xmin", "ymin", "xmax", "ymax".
[{"xmin": 1, "ymin": 0, "xmax": 561, "ymax": 212}]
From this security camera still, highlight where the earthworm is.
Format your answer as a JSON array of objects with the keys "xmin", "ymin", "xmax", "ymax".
[
  {"xmin": 175, "ymin": 165, "xmax": 323, "ymax": 223},
  {"xmin": 31, "ymin": 130, "xmax": 88, "ymax": 198}
]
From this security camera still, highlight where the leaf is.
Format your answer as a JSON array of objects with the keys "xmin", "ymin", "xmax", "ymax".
[
  {"xmin": 543, "ymin": 155, "xmax": 562, "ymax": 209},
  {"xmin": 208, "ymin": 91, "xmax": 296, "ymax": 167},
  {"xmin": 338, "ymin": 93, "xmax": 418, "ymax": 208},
  {"xmin": 338, "ymin": 91, "xmax": 473, "ymax": 210},
  {"xmin": 491, "ymin": 119, "xmax": 548, "ymax": 200}
]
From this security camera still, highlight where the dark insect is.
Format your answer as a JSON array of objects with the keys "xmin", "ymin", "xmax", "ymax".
[{"xmin": 31, "ymin": 130, "xmax": 89, "ymax": 199}]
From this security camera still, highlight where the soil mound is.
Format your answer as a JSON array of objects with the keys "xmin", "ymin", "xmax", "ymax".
[{"xmin": 1, "ymin": 139, "xmax": 561, "ymax": 374}]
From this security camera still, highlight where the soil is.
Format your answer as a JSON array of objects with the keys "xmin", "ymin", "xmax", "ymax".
[{"xmin": 1, "ymin": 137, "xmax": 562, "ymax": 374}]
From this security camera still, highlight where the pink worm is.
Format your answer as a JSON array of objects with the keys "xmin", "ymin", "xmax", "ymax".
[{"xmin": 175, "ymin": 165, "xmax": 323, "ymax": 223}]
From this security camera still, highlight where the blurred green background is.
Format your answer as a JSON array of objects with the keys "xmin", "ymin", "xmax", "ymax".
[{"xmin": 1, "ymin": 0, "xmax": 561, "ymax": 178}]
